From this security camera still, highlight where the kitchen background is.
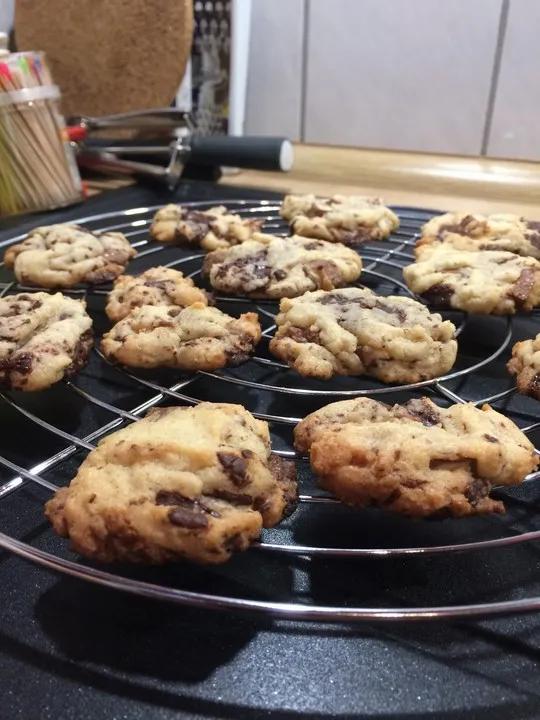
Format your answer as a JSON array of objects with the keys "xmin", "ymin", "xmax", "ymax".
[{"xmin": 1, "ymin": 0, "xmax": 538, "ymax": 160}]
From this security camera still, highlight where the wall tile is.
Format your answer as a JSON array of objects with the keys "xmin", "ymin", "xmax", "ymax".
[
  {"xmin": 304, "ymin": 0, "xmax": 502, "ymax": 155},
  {"xmin": 487, "ymin": 0, "xmax": 540, "ymax": 160},
  {"xmin": 244, "ymin": 0, "xmax": 304, "ymax": 140}
]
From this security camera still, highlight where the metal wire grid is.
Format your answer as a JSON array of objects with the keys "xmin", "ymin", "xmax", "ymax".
[{"xmin": 0, "ymin": 199, "xmax": 539, "ymax": 622}]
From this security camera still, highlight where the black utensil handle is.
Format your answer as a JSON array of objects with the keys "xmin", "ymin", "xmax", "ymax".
[{"xmin": 188, "ymin": 136, "xmax": 294, "ymax": 172}]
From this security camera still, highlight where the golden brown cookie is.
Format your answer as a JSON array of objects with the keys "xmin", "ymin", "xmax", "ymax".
[
  {"xmin": 101, "ymin": 303, "xmax": 261, "ymax": 370},
  {"xmin": 417, "ymin": 212, "xmax": 540, "ymax": 259},
  {"xmin": 507, "ymin": 333, "xmax": 540, "ymax": 400},
  {"xmin": 105, "ymin": 266, "xmax": 210, "ymax": 322},
  {"xmin": 294, "ymin": 397, "xmax": 537, "ymax": 517},
  {"xmin": 0, "ymin": 292, "xmax": 93, "ymax": 391},
  {"xmin": 403, "ymin": 246, "xmax": 540, "ymax": 314},
  {"xmin": 4, "ymin": 224, "xmax": 136, "ymax": 288},
  {"xmin": 269, "ymin": 287, "xmax": 457, "ymax": 382},
  {"xmin": 203, "ymin": 233, "xmax": 362, "ymax": 299},
  {"xmin": 150, "ymin": 204, "xmax": 263, "ymax": 250},
  {"xmin": 281, "ymin": 194, "xmax": 399, "ymax": 244},
  {"xmin": 45, "ymin": 403, "xmax": 298, "ymax": 564}
]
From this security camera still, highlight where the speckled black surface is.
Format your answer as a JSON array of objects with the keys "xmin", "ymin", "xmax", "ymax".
[{"xmin": 1, "ymin": 182, "xmax": 540, "ymax": 720}]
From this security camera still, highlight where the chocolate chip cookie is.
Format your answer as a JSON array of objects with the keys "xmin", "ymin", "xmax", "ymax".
[
  {"xmin": 101, "ymin": 302, "xmax": 261, "ymax": 370},
  {"xmin": 106, "ymin": 266, "xmax": 210, "ymax": 322},
  {"xmin": 403, "ymin": 247, "xmax": 540, "ymax": 314},
  {"xmin": 203, "ymin": 233, "xmax": 362, "ymax": 299},
  {"xmin": 150, "ymin": 204, "xmax": 263, "ymax": 251},
  {"xmin": 4, "ymin": 224, "xmax": 136, "ymax": 288},
  {"xmin": 280, "ymin": 194, "xmax": 399, "ymax": 244},
  {"xmin": 294, "ymin": 397, "xmax": 537, "ymax": 517},
  {"xmin": 0, "ymin": 292, "xmax": 93, "ymax": 391},
  {"xmin": 45, "ymin": 403, "xmax": 298, "ymax": 564},
  {"xmin": 269, "ymin": 287, "xmax": 457, "ymax": 382},
  {"xmin": 417, "ymin": 212, "xmax": 540, "ymax": 259},
  {"xmin": 507, "ymin": 333, "xmax": 540, "ymax": 400}
]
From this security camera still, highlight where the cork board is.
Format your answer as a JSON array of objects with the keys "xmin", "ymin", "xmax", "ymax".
[{"xmin": 14, "ymin": 0, "xmax": 193, "ymax": 118}]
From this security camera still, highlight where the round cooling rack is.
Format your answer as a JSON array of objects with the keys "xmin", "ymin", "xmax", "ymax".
[{"xmin": 0, "ymin": 198, "xmax": 540, "ymax": 623}]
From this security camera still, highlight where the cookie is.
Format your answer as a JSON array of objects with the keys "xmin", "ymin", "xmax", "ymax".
[
  {"xmin": 269, "ymin": 287, "xmax": 457, "ymax": 382},
  {"xmin": 4, "ymin": 224, "xmax": 136, "ymax": 288},
  {"xmin": 105, "ymin": 266, "xmax": 210, "ymax": 322},
  {"xmin": 507, "ymin": 333, "xmax": 540, "ymax": 400},
  {"xmin": 45, "ymin": 403, "xmax": 298, "ymax": 564},
  {"xmin": 101, "ymin": 302, "xmax": 261, "ymax": 370},
  {"xmin": 150, "ymin": 204, "xmax": 263, "ymax": 251},
  {"xmin": 294, "ymin": 397, "xmax": 537, "ymax": 517},
  {"xmin": 280, "ymin": 194, "xmax": 399, "ymax": 244},
  {"xmin": 0, "ymin": 292, "xmax": 93, "ymax": 391},
  {"xmin": 403, "ymin": 246, "xmax": 540, "ymax": 314},
  {"xmin": 417, "ymin": 212, "xmax": 540, "ymax": 259},
  {"xmin": 203, "ymin": 233, "xmax": 362, "ymax": 299}
]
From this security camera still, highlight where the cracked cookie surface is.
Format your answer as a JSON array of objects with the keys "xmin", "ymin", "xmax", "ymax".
[
  {"xmin": 294, "ymin": 397, "xmax": 537, "ymax": 517},
  {"xmin": 105, "ymin": 266, "xmax": 210, "ymax": 322},
  {"xmin": 403, "ymin": 246, "xmax": 540, "ymax": 314},
  {"xmin": 150, "ymin": 204, "xmax": 263, "ymax": 251},
  {"xmin": 507, "ymin": 333, "xmax": 540, "ymax": 400},
  {"xmin": 0, "ymin": 292, "xmax": 93, "ymax": 391},
  {"xmin": 417, "ymin": 212, "xmax": 540, "ymax": 259},
  {"xmin": 45, "ymin": 403, "xmax": 298, "ymax": 564},
  {"xmin": 280, "ymin": 194, "xmax": 399, "ymax": 244},
  {"xmin": 203, "ymin": 233, "xmax": 362, "ymax": 298},
  {"xmin": 4, "ymin": 224, "xmax": 136, "ymax": 288},
  {"xmin": 269, "ymin": 287, "xmax": 457, "ymax": 382},
  {"xmin": 101, "ymin": 302, "xmax": 261, "ymax": 370}
]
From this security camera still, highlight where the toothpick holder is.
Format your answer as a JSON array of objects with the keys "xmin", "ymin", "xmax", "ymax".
[{"xmin": 0, "ymin": 83, "xmax": 83, "ymax": 216}]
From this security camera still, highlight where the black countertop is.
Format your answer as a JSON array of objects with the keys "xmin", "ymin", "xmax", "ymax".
[{"xmin": 1, "ymin": 181, "xmax": 540, "ymax": 720}]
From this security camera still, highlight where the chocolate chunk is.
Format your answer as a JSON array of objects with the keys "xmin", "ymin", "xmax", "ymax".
[
  {"xmin": 438, "ymin": 215, "xmax": 479, "ymax": 237},
  {"xmin": 528, "ymin": 373, "xmax": 540, "ymax": 399},
  {"xmin": 404, "ymin": 398, "xmax": 441, "ymax": 426},
  {"xmin": 304, "ymin": 260, "xmax": 341, "ymax": 289},
  {"xmin": 303, "ymin": 242, "xmax": 324, "ymax": 250},
  {"xmin": 168, "ymin": 506, "xmax": 209, "ymax": 529},
  {"xmin": 272, "ymin": 269, "xmax": 287, "ymax": 281},
  {"xmin": 144, "ymin": 280, "xmax": 170, "ymax": 290},
  {"xmin": 465, "ymin": 477, "xmax": 490, "ymax": 506},
  {"xmin": 421, "ymin": 283, "xmax": 454, "ymax": 308},
  {"xmin": 286, "ymin": 326, "xmax": 320, "ymax": 344},
  {"xmin": 483, "ymin": 434, "xmax": 499, "ymax": 443},
  {"xmin": 526, "ymin": 221, "xmax": 540, "ymax": 249},
  {"xmin": 338, "ymin": 230, "xmax": 372, "ymax": 245},
  {"xmin": 241, "ymin": 449, "xmax": 254, "ymax": 459},
  {"xmin": 217, "ymin": 452, "xmax": 249, "ymax": 487},
  {"xmin": 0, "ymin": 352, "xmax": 33, "ymax": 375},
  {"xmin": 268, "ymin": 454, "xmax": 298, "ymax": 517},
  {"xmin": 317, "ymin": 293, "xmax": 407, "ymax": 322},
  {"xmin": 318, "ymin": 293, "xmax": 348, "ymax": 306},
  {"xmin": 65, "ymin": 329, "xmax": 93, "ymax": 377},
  {"xmin": 509, "ymin": 268, "xmax": 535, "ymax": 305},
  {"xmin": 156, "ymin": 490, "xmax": 188, "ymax": 506},
  {"xmin": 156, "ymin": 490, "xmax": 220, "ymax": 528}
]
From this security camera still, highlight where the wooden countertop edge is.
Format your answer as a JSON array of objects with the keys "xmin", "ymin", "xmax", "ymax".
[{"xmin": 221, "ymin": 144, "xmax": 540, "ymax": 216}]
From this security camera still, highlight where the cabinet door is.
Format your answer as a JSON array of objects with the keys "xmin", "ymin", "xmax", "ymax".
[
  {"xmin": 244, "ymin": 0, "xmax": 305, "ymax": 140},
  {"xmin": 304, "ymin": 0, "xmax": 503, "ymax": 155},
  {"xmin": 487, "ymin": 0, "xmax": 540, "ymax": 160}
]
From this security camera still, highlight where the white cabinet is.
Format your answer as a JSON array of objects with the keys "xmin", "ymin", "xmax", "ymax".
[{"xmin": 487, "ymin": 0, "xmax": 540, "ymax": 160}]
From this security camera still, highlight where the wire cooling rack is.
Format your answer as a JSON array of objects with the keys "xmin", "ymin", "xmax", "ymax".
[{"xmin": 1, "ymin": 199, "xmax": 540, "ymax": 623}]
